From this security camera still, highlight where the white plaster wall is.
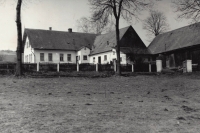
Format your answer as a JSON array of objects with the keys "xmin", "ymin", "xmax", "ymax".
[
  {"xmin": 90, "ymin": 51, "xmax": 112, "ymax": 64},
  {"xmin": 24, "ymin": 39, "xmax": 91, "ymax": 64},
  {"xmin": 77, "ymin": 47, "xmax": 90, "ymax": 64},
  {"xmin": 24, "ymin": 37, "xmax": 34, "ymax": 63},
  {"xmin": 112, "ymin": 49, "xmax": 127, "ymax": 64},
  {"xmin": 90, "ymin": 49, "xmax": 127, "ymax": 64},
  {"xmin": 34, "ymin": 49, "xmax": 77, "ymax": 63}
]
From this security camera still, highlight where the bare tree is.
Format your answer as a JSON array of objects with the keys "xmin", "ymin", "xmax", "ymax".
[
  {"xmin": 104, "ymin": 20, "xmax": 115, "ymax": 33},
  {"xmin": 77, "ymin": 17, "xmax": 92, "ymax": 33},
  {"xmin": 1, "ymin": 0, "xmax": 38, "ymax": 76},
  {"xmin": 15, "ymin": 0, "xmax": 23, "ymax": 76},
  {"xmin": 172, "ymin": 0, "xmax": 200, "ymax": 22},
  {"xmin": 77, "ymin": 17, "xmax": 114, "ymax": 34},
  {"xmin": 0, "ymin": 54, "xmax": 5, "ymax": 61},
  {"xmin": 143, "ymin": 10, "xmax": 169, "ymax": 38},
  {"xmin": 89, "ymin": 0, "xmax": 151, "ymax": 75}
]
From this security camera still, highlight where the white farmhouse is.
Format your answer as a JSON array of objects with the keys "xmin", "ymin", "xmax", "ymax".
[
  {"xmin": 22, "ymin": 26, "xmax": 150, "ymax": 64},
  {"xmin": 23, "ymin": 28, "xmax": 96, "ymax": 64}
]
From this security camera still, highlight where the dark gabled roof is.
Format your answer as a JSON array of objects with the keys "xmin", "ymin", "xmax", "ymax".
[
  {"xmin": 23, "ymin": 29, "xmax": 97, "ymax": 51},
  {"xmin": 90, "ymin": 26, "xmax": 150, "ymax": 55},
  {"xmin": 148, "ymin": 22, "xmax": 200, "ymax": 54},
  {"xmin": 90, "ymin": 26, "xmax": 130, "ymax": 55}
]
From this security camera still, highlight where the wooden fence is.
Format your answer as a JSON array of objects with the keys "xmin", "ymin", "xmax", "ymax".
[
  {"xmin": 0, "ymin": 63, "xmax": 16, "ymax": 70},
  {"xmin": 23, "ymin": 63, "xmax": 37, "ymax": 72},
  {"xmin": 120, "ymin": 64, "xmax": 132, "ymax": 72},
  {"xmin": 60, "ymin": 63, "xmax": 77, "ymax": 72},
  {"xmin": 79, "ymin": 63, "xmax": 96, "ymax": 71},
  {"xmin": 0, "ymin": 62, "xmax": 158, "ymax": 74},
  {"xmin": 0, "ymin": 63, "xmax": 16, "ymax": 74},
  {"xmin": 98, "ymin": 64, "xmax": 114, "ymax": 71}
]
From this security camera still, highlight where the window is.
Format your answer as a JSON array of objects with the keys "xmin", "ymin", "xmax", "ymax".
[
  {"xmin": 67, "ymin": 54, "xmax": 71, "ymax": 61},
  {"xmin": 29, "ymin": 54, "xmax": 31, "ymax": 62},
  {"xmin": 78, "ymin": 56, "xmax": 80, "ymax": 60},
  {"xmin": 30, "ymin": 54, "xmax": 32, "ymax": 62},
  {"xmin": 40, "ymin": 53, "xmax": 44, "ymax": 61},
  {"xmin": 120, "ymin": 57, "xmax": 122, "ymax": 62},
  {"xmin": 60, "ymin": 54, "xmax": 64, "ymax": 61},
  {"xmin": 27, "ymin": 42, "xmax": 29, "ymax": 48},
  {"xmin": 83, "ymin": 55, "xmax": 87, "ymax": 60},
  {"xmin": 93, "ymin": 57, "xmax": 95, "ymax": 63},
  {"xmin": 48, "ymin": 53, "xmax": 52, "ymax": 61},
  {"xmin": 25, "ymin": 55, "xmax": 28, "ymax": 62},
  {"xmin": 113, "ymin": 51, "xmax": 115, "ymax": 55},
  {"xmin": 104, "ymin": 55, "xmax": 107, "ymax": 61}
]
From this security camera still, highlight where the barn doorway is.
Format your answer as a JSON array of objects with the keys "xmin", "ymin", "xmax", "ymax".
[{"xmin": 98, "ymin": 56, "xmax": 101, "ymax": 64}]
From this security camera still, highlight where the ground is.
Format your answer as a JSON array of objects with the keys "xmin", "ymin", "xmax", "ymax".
[{"xmin": 0, "ymin": 73, "xmax": 200, "ymax": 133}]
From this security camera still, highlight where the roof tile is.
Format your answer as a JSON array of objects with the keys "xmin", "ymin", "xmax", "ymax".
[
  {"xmin": 148, "ymin": 22, "xmax": 200, "ymax": 54},
  {"xmin": 23, "ymin": 29, "xmax": 97, "ymax": 51}
]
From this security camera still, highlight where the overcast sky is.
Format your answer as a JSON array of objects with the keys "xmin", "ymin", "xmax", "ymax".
[{"xmin": 0, "ymin": 0, "xmax": 191, "ymax": 51}]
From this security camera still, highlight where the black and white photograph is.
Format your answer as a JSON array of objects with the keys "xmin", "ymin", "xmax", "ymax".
[{"xmin": 0, "ymin": 0, "xmax": 200, "ymax": 132}]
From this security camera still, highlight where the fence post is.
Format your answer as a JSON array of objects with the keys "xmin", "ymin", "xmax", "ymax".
[
  {"xmin": 57, "ymin": 63, "xmax": 59, "ymax": 72},
  {"xmin": 37, "ymin": 62, "xmax": 39, "ymax": 72},
  {"xmin": 149, "ymin": 62, "xmax": 151, "ymax": 72},
  {"xmin": 77, "ymin": 63, "xmax": 79, "ymax": 72},
  {"xmin": 156, "ymin": 60, "xmax": 162, "ymax": 72},
  {"xmin": 186, "ymin": 60, "xmax": 192, "ymax": 72},
  {"xmin": 96, "ymin": 63, "xmax": 98, "ymax": 72},
  {"xmin": 132, "ymin": 63, "xmax": 134, "ymax": 72}
]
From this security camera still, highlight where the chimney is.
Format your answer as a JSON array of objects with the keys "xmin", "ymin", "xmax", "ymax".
[
  {"xmin": 49, "ymin": 27, "xmax": 52, "ymax": 30},
  {"xmin": 68, "ymin": 28, "xmax": 72, "ymax": 33}
]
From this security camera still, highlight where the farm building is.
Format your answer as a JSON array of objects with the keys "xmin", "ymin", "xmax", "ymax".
[
  {"xmin": 22, "ymin": 26, "xmax": 150, "ymax": 65},
  {"xmin": 148, "ymin": 22, "xmax": 200, "ymax": 70},
  {"xmin": 90, "ymin": 26, "xmax": 150, "ymax": 64},
  {"xmin": 22, "ymin": 28, "xmax": 97, "ymax": 64}
]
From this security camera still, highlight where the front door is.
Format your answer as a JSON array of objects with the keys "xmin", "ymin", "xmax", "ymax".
[{"xmin": 98, "ymin": 56, "xmax": 101, "ymax": 64}]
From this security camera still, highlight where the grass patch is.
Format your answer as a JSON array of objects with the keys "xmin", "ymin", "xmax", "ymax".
[{"xmin": 1, "ymin": 74, "xmax": 200, "ymax": 132}]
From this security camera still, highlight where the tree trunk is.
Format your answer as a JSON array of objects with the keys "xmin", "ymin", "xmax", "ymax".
[
  {"xmin": 115, "ymin": 19, "xmax": 121, "ymax": 75},
  {"xmin": 15, "ymin": 0, "xmax": 22, "ymax": 76}
]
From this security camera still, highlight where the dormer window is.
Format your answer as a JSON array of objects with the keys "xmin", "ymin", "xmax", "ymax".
[{"xmin": 84, "ymin": 47, "xmax": 86, "ymax": 50}]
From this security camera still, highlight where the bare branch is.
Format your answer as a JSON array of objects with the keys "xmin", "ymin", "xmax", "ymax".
[
  {"xmin": 76, "ymin": 17, "xmax": 113, "ymax": 34},
  {"xmin": 89, "ymin": 0, "xmax": 152, "ymax": 75},
  {"xmin": 89, "ymin": 0, "xmax": 152, "ymax": 23},
  {"xmin": 172, "ymin": 0, "xmax": 200, "ymax": 22},
  {"xmin": 143, "ymin": 10, "xmax": 169, "ymax": 39}
]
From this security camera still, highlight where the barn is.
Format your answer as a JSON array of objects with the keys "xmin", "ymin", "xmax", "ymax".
[{"xmin": 148, "ymin": 22, "xmax": 200, "ymax": 70}]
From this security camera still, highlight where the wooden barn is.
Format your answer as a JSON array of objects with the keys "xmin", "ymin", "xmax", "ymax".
[
  {"xmin": 90, "ymin": 26, "xmax": 150, "ymax": 65},
  {"xmin": 148, "ymin": 22, "xmax": 200, "ymax": 70}
]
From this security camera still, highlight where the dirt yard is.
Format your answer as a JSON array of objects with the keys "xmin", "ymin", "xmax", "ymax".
[{"xmin": 0, "ymin": 73, "xmax": 200, "ymax": 133}]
